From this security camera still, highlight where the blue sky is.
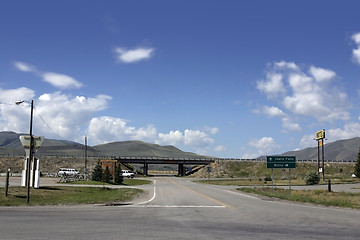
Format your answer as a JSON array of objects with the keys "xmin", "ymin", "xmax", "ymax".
[{"xmin": 1, "ymin": 1, "xmax": 360, "ymax": 158}]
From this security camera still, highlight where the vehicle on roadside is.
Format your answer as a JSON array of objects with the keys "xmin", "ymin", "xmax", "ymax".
[
  {"xmin": 57, "ymin": 168, "xmax": 80, "ymax": 177},
  {"xmin": 121, "ymin": 170, "xmax": 135, "ymax": 178}
]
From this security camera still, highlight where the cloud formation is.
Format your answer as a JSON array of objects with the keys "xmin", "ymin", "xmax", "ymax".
[
  {"xmin": 351, "ymin": 32, "xmax": 360, "ymax": 65},
  {"xmin": 243, "ymin": 137, "xmax": 280, "ymax": 158},
  {"xmin": 114, "ymin": 47, "xmax": 155, "ymax": 63},
  {"xmin": 13, "ymin": 61, "xmax": 83, "ymax": 89},
  {"xmin": 257, "ymin": 61, "xmax": 350, "ymax": 123}
]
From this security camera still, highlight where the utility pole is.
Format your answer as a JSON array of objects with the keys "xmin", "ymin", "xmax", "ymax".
[
  {"xmin": 84, "ymin": 136, "xmax": 87, "ymax": 174},
  {"xmin": 27, "ymin": 100, "xmax": 34, "ymax": 203}
]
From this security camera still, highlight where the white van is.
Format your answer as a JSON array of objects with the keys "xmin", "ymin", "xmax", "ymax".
[{"xmin": 58, "ymin": 168, "xmax": 80, "ymax": 177}]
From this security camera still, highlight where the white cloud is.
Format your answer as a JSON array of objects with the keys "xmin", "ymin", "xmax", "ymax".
[
  {"xmin": 351, "ymin": 32, "xmax": 360, "ymax": 65},
  {"xmin": 34, "ymin": 93, "xmax": 111, "ymax": 139},
  {"xmin": 114, "ymin": 47, "xmax": 155, "ymax": 63},
  {"xmin": 87, "ymin": 118, "xmax": 217, "ymax": 154},
  {"xmin": 309, "ymin": 66, "xmax": 336, "ymax": 83},
  {"xmin": 204, "ymin": 126, "xmax": 219, "ymax": 135},
  {"xmin": 0, "ymin": 87, "xmax": 35, "ymax": 102},
  {"xmin": 258, "ymin": 61, "xmax": 350, "ymax": 122},
  {"xmin": 157, "ymin": 130, "xmax": 184, "ymax": 146},
  {"xmin": 184, "ymin": 129, "xmax": 215, "ymax": 147},
  {"xmin": 0, "ymin": 88, "xmax": 36, "ymax": 132},
  {"xmin": 256, "ymin": 73, "xmax": 285, "ymax": 99},
  {"xmin": 299, "ymin": 134, "xmax": 315, "ymax": 148},
  {"xmin": 87, "ymin": 116, "xmax": 157, "ymax": 144},
  {"xmin": 281, "ymin": 117, "xmax": 301, "ymax": 131},
  {"xmin": 42, "ymin": 72, "xmax": 83, "ymax": 89},
  {"xmin": 214, "ymin": 145, "xmax": 226, "ymax": 152},
  {"xmin": 299, "ymin": 123, "xmax": 360, "ymax": 149},
  {"xmin": 274, "ymin": 61, "xmax": 299, "ymax": 71},
  {"xmin": 327, "ymin": 122, "xmax": 360, "ymax": 142},
  {"xmin": 263, "ymin": 106, "xmax": 286, "ymax": 118},
  {"xmin": 156, "ymin": 128, "xmax": 217, "ymax": 154},
  {"xmin": 247, "ymin": 137, "xmax": 280, "ymax": 157},
  {"xmin": 13, "ymin": 61, "xmax": 37, "ymax": 72},
  {"xmin": 13, "ymin": 61, "xmax": 83, "ymax": 89},
  {"xmin": 0, "ymin": 90, "xmax": 111, "ymax": 140}
]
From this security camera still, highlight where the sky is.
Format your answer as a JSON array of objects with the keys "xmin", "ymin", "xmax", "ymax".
[{"xmin": 1, "ymin": 0, "xmax": 360, "ymax": 158}]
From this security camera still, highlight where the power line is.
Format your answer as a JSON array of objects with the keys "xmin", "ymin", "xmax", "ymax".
[{"xmin": 33, "ymin": 107, "xmax": 68, "ymax": 141}]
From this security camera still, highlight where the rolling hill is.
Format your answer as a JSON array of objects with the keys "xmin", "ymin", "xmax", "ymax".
[
  {"xmin": 0, "ymin": 131, "xmax": 208, "ymax": 158},
  {"xmin": 0, "ymin": 131, "xmax": 359, "ymax": 161},
  {"xmin": 280, "ymin": 137, "xmax": 360, "ymax": 161}
]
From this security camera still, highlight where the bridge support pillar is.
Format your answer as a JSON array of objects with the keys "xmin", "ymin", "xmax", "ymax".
[
  {"xmin": 143, "ymin": 164, "xmax": 148, "ymax": 175},
  {"xmin": 178, "ymin": 164, "xmax": 185, "ymax": 176}
]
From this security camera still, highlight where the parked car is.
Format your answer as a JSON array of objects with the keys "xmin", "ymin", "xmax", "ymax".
[
  {"xmin": 121, "ymin": 170, "xmax": 135, "ymax": 178},
  {"xmin": 58, "ymin": 168, "xmax": 80, "ymax": 177}
]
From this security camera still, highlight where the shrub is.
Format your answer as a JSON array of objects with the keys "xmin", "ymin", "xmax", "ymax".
[
  {"xmin": 355, "ymin": 147, "xmax": 360, "ymax": 178},
  {"xmin": 114, "ymin": 161, "xmax": 123, "ymax": 184},
  {"xmin": 103, "ymin": 166, "xmax": 111, "ymax": 183},
  {"xmin": 304, "ymin": 172, "xmax": 320, "ymax": 185},
  {"xmin": 92, "ymin": 163, "xmax": 103, "ymax": 181}
]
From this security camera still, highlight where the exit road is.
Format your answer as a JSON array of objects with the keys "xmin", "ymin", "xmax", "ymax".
[{"xmin": 1, "ymin": 177, "xmax": 359, "ymax": 240}]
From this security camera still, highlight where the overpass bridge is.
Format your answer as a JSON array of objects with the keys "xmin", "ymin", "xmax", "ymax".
[{"xmin": 114, "ymin": 156, "xmax": 216, "ymax": 176}]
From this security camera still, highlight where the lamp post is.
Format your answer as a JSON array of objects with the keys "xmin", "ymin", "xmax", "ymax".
[{"xmin": 16, "ymin": 99, "xmax": 34, "ymax": 203}]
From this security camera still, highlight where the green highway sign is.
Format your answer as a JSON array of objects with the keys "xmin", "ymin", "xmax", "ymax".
[{"xmin": 267, "ymin": 156, "xmax": 296, "ymax": 169}]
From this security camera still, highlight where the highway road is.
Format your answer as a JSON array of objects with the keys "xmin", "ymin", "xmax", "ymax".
[{"xmin": 1, "ymin": 177, "xmax": 360, "ymax": 240}]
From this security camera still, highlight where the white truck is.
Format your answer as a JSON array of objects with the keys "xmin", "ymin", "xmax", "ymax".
[{"xmin": 121, "ymin": 170, "xmax": 135, "ymax": 178}]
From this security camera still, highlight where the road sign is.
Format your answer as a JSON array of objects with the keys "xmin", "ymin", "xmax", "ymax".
[
  {"xmin": 316, "ymin": 129, "xmax": 325, "ymax": 140},
  {"xmin": 267, "ymin": 156, "xmax": 296, "ymax": 169},
  {"xmin": 19, "ymin": 135, "xmax": 44, "ymax": 149}
]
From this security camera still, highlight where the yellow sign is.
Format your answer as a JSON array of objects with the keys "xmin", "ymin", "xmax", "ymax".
[
  {"xmin": 316, "ymin": 130, "xmax": 325, "ymax": 140},
  {"xmin": 318, "ymin": 140, "xmax": 323, "ymax": 147}
]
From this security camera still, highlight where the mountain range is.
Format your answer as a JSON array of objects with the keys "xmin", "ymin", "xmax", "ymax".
[
  {"xmin": 0, "ymin": 131, "xmax": 359, "ymax": 161},
  {"xmin": 0, "ymin": 131, "xmax": 208, "ymax": 158}
]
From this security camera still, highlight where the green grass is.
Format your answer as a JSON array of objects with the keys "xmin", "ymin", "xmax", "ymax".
[
  {"xmin": 238, "ymin": 187, "xmax": 360, "ymax": 209},
  {"xmin": 68, "ymin": 179, "xmax": 152, "ymax": 186},
  {"xmin": 0, "ymin": 186, "xmax": 143, "ymax": 206}
]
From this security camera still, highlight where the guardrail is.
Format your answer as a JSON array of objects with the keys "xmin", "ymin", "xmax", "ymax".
[{"xmin": 0, "ymin": 154, "xmax": 356, "ymax": 162}]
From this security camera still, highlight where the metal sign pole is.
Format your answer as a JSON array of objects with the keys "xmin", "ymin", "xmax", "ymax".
[
  {"xmin": 271, "ymin": 168, "xmax": 274, "ymax": 191},
  {"xmin": 289, "ymin": 169, "xmax": 292, "ymax": 195},
  {"xmin": 322, "ymin": 139, "xmax": 325, "ymax": 181}
]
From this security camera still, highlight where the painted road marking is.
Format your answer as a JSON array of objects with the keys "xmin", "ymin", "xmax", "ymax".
[{"xmin": 170, "ymin": 179, "xmax": 236, "ymax": 209}]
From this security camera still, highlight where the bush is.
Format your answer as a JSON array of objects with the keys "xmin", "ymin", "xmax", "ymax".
[
  {"xmin": 92, "ymin": 163, "xmax": 103, "ymax": 181},
  {"xmin": 103, "ymin": 166, "xmax": 111, "ymax": 183},
  {"xmin": 304, "ymin": 172, "xmax": 320, "ymax": 185},
  {"xmin": 355, "ymin": 147, "xmax": 360, "ymax": 178}
]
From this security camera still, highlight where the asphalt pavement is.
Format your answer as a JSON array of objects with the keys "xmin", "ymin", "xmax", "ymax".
[{"xmin": 0, "ymin": 177, "xmax": 360, "ymax": 240}]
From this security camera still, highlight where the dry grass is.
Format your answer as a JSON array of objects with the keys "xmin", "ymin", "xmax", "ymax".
[{"xmin": 238, "ymin": 187, "xmax": 360, "ymax": 209}]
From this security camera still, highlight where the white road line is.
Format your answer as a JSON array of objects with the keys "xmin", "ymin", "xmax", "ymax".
[
  {"xmin": 137, "ymin": 179, "xmax": 157, "ymax": 205},
  {"xmin": 129, "ymin": 205, "xmax": 226, "ymax": 208}
]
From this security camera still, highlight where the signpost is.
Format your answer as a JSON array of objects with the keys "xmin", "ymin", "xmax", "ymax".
[
  {"xmin": 267, "ymin": 156, "xmax": 296, "ymax": 169},
  {"xmin": 315, "ymin": 129, "xmax": 326, "ymax": 180},
  {"xmin": 19, "ymin": 135, "xmax": 44, "ymax": 189},
  {"xmin": 267, "ymin": 156, "xmax": 296, "ymax": 194}
]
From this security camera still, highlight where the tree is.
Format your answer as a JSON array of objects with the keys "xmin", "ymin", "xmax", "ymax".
[
  {"xmin": 114, "ymin": 161, "xmax": 123, "ymax": 184},
  {"xmin": 355, "ymin": 147, "xmax": 360, "ymax": 178},
  {"xmin": 92, "ymin": 162, "xmax": 103, "ymax": 181},
  {"xmin": 103, "ymin": 166, "xmax": 111, "ymax": 183}
]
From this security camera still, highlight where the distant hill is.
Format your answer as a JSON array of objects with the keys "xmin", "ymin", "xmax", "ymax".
[
  {"xmin": 1, "ymin": 131, "xmax": 359, "ymax": 160},
  {"xmin": 0, "ymin": 131, "xmax": 208, "ymax": 158},
  {"xmin": 93, "ymin": 141, "xmax": 206, "ymax": 158},
  {"xmin": 280, "ymin": 137, "xmax": 360, "ymax": 161}
]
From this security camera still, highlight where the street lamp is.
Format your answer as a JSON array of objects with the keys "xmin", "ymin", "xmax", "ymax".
[{"xmin": 16, "ymin": 99, "xmax": 34, "ymax": 203}]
